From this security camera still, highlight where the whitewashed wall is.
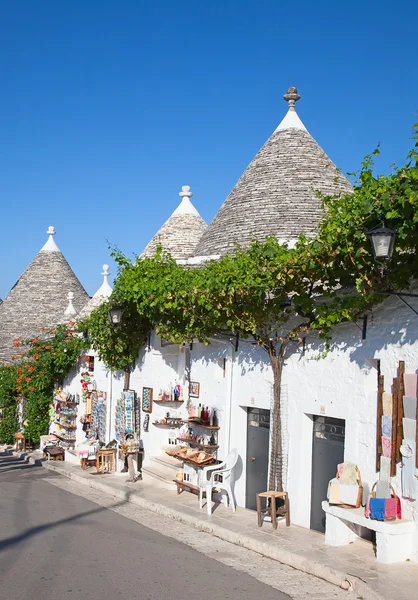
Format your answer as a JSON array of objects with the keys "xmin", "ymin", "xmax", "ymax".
[
  {"xmin": 284, "ymin": 292, "xmax": 418, "ymax": 530},
  {"xmin": 61, "ymin": 292, "xmax": 418, "ymax": 536}
]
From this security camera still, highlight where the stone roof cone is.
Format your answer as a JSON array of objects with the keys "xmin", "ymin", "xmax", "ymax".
[
  {"xmin": 194, "ymin": 87, "xmax": 353, "ymax": 257},
  {"xmin": 78, "ymin": 264, "xmax": 113, "ymax": 318},
  {"xmin": 0, "ymin": 226, "xmax": 89, "ymax": 363},
  {"xmin": 141, "ymin": 186, "xmax": 207, "ymax": 261}
]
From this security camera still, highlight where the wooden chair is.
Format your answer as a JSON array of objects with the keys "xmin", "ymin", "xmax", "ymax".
[{"xmin": 256, "ymin": 491, "xmax": 290, "ymax": 529}]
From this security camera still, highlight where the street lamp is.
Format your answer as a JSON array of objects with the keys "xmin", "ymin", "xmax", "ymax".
[
  {"xmin": 108, "ymin": 306, "xmax": 123, "ymax": 327},
  {"xmin": 365, "ymin": 222, "xmax": 418, "ymax": 315},
  {"xmin": 366, "ymin": 223, "xmax": 397, "ymax": 263}
]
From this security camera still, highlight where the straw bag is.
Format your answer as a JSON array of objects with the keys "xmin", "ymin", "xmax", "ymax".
[{"xmin": 335, "ymin": 466, "xmax": 363, "ymax": 508}]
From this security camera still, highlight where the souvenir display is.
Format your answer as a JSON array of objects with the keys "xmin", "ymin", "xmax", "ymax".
[
  {"xmin": 115, "ymin": 396, "xmax": 126, "ymax": 444},
  {"xmin": 124, "ymin": 390, "xmax": 135, "ymax": 433},
  {"xmin": 142, "ymin": 387, "xmax": 153, "ymax": 413},
  {"xmin": 134, "ymin": 393, "xmax": 141, "ymax": 437},
  {"xmin": 91, "ymin": 391, "xmax": 107, "ymax": 443},
  {"xmin": 189, "ymin": 381, "xmax": 200, "ymax": 398},
  {"xmin": 50, "ymin": 389, "xmax": 79, "ymax": 447},
  {"xmin": 157, "ymin": 383, "xmax": 183, "ymax": 402}
]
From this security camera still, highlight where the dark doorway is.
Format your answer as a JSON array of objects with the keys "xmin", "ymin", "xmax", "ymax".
[
  {"xmin": 310, "ymin": 416, "xmax": 345, "ymax": 532},
  {"xmin": 245, "ymin": 408, "xmax": 270, "ymax": 510}
]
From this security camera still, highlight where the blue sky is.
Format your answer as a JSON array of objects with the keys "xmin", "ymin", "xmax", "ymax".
[{"xmin": 0, "ymin": 1, "xmax": 417, "ymax": 299}]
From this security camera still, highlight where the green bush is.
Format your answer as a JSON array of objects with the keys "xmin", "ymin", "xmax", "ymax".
[{"xmin": 0, "ymin": 404, "xmax": 18, "ymax": 444}]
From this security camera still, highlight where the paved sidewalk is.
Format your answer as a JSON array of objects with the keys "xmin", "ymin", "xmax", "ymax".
[{"xmin": 6, "ymin": 448, "xmax": 418, "ymax": 600}]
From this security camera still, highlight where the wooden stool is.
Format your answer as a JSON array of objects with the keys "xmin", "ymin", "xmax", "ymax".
[
  {"xmin": 256, "ymin": 491, "xmax": 290, "ymax": 529},
  {"xmin": 15, "ymin": 432, "xmax": 31, "ymax": 452},
  {"xmin": 96, "ymin": 449, "xmax": 116, "ymax": 473}
]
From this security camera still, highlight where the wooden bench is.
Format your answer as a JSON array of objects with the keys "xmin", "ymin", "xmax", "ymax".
[
  {"xmin": 322, "ymin": 501, "xmax": 417, "ymax": 563},
  {"xmin": 173, "ymin": 479, "xmax": 218, "ymax": 501}
]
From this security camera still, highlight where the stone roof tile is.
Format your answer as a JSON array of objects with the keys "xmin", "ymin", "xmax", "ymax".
[
  {"xmin": 0, "ymin": 227, "xmax": 89, "ymax": 363},
  {"xmin": 194, "ymin": 87, "xmax": 352, "ymax": 257},
  {"xmin": 141, "ymin": 186, "xmax": 207, "ymax": 260}
]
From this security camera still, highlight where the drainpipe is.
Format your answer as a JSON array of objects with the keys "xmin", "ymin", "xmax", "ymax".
[
  {"xmin": 224, "ymin": 343, "xmax": 234, "ymax": 454},
  {"xmin": 207, "ymin": 337, "xmax": 235, "ymax": 456},
  {"xmin": 106, "ymin": 369, "xmax": 113, "ymax": 444}
]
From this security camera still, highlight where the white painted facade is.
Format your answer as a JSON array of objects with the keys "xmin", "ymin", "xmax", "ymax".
[{"xmin": 62, "ymin": 288, "xmax": 418, "ymax": 540}]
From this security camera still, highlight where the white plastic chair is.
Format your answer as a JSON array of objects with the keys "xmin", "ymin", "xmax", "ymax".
[{"xmin": 199, "ymin": 448, "xmax": 239, "ymax": 515}]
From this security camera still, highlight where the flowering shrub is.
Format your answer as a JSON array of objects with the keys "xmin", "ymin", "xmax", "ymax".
[{"xmin": 0, "ymin": 324, "xmax": 89, "ymax": 443}]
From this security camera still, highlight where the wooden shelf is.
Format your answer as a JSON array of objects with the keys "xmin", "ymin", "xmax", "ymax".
[
  {"xmin": 155, "ymin": 399, "xmax": 184, "ymax": 404},
  {"xmin": 56, "ymin": 400, "xmax": 78, "ymax": 405},
  {"xmin": 53, "ymin": 434, "xmax": 76, "ymax": 442},
  {"xmin": 182, "ymin": 420, "xmax": 220, "ymax": 430},
  {"xmin": 180, "ymin": 457, "xmax": 216, "ymax": 467},
  {"xmin": 153, "ymin": 422, "xmax": 182, "ymax": 428},
  {"xmin": 176, "ymin": 438, "xmax": 219, "ymax": 450}
]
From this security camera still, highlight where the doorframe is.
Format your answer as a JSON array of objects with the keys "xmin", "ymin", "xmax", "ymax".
[
  {"xmin": 289, "ymin": 410, "xmax": 354, "ymax": 528},
  {"xmin": 245, "ymin": 407, "xmax": 271, "ymax": 509},
  {"xmin": 288, "ymin": 413, "xmax": 315, "ymax": 528}
]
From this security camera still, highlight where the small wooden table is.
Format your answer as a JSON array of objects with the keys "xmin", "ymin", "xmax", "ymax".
[
  {"xmin": 43, "ymin": 446, "xmax": 65, "ymax": 461},
  {"xmin": 96, "ymin": 449, "xmax": 117, "ymax": 473},
  {"xmin": 15, "ymin": 432, "xmax": 31, "ymax": 453},
  {"xmin": 256, "ymin": 491, "xmax": 290, "ymax": 529}
]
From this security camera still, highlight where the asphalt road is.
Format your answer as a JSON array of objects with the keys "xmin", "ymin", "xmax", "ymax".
[{"xmin": 0, "ymin": 452, "xmax": 293, "ymax": 600}]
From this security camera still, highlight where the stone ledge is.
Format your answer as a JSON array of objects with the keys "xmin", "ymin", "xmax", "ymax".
[{"xmin": 322, "ymin": 501, "xmax": 416, "ymax": 535}]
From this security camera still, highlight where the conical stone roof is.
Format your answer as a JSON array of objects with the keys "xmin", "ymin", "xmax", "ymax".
[
  {"xmin": 194, "ymin": 87, "xmax": 353, "ymax": 258},
  {"xmin": 0, "ymin": 226, "xmax": 89, "ymax": 363},
  {"xmin": 78, "ymin": 264, "xmax": 113, "ymax": 318},
  {"xmin": 141, "ymin": 186, "xmax": 207, "ymax": 261}
]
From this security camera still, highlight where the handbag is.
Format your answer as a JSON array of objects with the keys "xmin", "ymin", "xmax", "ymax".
[{"xmin": 365, "ymin": 482, "xmax": 401, "ymax": 521}]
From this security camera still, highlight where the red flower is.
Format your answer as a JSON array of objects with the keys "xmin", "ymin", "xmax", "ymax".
[
  {"xmin": 25, "ymin": 377, "xmax": 31, "ymax": 383},
  {"xmin": 16, "ymin": 385, "xmax": 22, "ymax": 391},
  {"xmin": 28, "ymin": 386, "xmax": 35, "ymax": 392},
  {"xmin": 28, "ymin": 366, "xmax": 35, "ymax": 373},
  {"xmin": 45, "ymin": 345, "xmax": 53, "ymax": 349},
  {"xmin": 34, "ymin": 354, "xmax": 40, "ymax": 360}
]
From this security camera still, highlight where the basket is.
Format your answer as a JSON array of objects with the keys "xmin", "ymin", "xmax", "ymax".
[
  {"xmin": 334, "ymin": 466, "xmax": 363, "ymax": 508},
  {"xmin": 370, "ymin": 481, "xmax": 397, "ymax": 521}
]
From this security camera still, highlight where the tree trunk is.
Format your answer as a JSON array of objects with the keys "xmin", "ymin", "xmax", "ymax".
[
  {"xmin": 123, "ymin": 365, "xmax": 130, "ymax": 391},
  {"xmin": 268, "ymin": 341, "xmax": 288, "ymax": 492}
]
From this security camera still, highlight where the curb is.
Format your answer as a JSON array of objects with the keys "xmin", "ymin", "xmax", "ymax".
[{"xmin": 34, "ymin": 457, "xmax": 383, "ymax": 600}]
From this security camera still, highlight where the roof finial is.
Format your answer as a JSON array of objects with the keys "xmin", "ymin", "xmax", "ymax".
[
  {"xmin": 283, "ymin": 86, "xmax": 301, "ymax": 111},
  {"xmin": 101, "ymin": 264, "xmax": 110, "ymax": 281},
  {"xmin": 91, "ymin": 264, "xmax": 113, "ymax": 299},
  {"xmin": 179, "ymin": 185, "xmax": 193, "ymax": 199},
  {"xmin": 40, "ymin": 225, "xmax": 60, "ymax": 253},
  {"xmin": 64, "ymin": 291, "xmax": 77, "ymax": 318}
]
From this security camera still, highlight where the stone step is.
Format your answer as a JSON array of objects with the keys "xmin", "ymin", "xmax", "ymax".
[
  {"xmin": 149, "ymin": 454, "xmax": 183, "ymax": 474},
  {"xmin": 142, "ymin": 462, "xmax": 178, "ymax": 490}
]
